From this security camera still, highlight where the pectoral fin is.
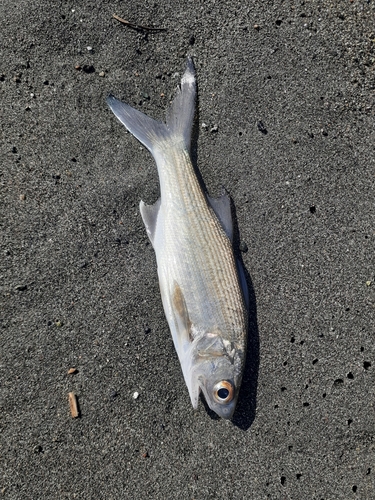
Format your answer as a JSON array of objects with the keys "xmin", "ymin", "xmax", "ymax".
[{"xmin": 172, "ymin": 282, "xmax": 192, "ymax": 344}]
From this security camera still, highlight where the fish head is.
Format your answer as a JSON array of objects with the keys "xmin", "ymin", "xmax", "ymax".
[{"xmin": 187, "ymin": 333, "xmax": 245, "ymax": 419}]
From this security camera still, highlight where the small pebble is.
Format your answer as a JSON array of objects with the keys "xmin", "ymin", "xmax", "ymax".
[
  {"xmin": 68, "ymin": 367, "xmax": 78, "ymax": 374},
  {"xmin": 87, "ymin": 46, "xmax": 93, "ymax": 52},
  {"xmin": 257, "ymin": 121, "xmax": 268, "ymax": 135},
  {"xmin": 15, "ymin": 284, "xmax": 27, "ymax": 291},
  {"xmin": 366, "ymin": 281, "xmax": 372, "ymax": 286},
  {"xmin": 82, "ymin": 65, "xmax": 95, "ymax": 74},
  {"xmin": 19, "ymin": 194, "xmax": 26, "ymax": 201},
  {"xmin": 201, "ymin": 123, "xmax": 208, "ymax": 129},
  {"xmin": 133, "ymin": 391, "xmax": 139, "ymax": 400},
  {"xmin": 239, "ymin": 242, "xmax": 248, "ymax": 253},
  {"xmin": 98, "ymin": 71, "xmax": 105, "ymax": 77},
  {"xmin": 210, "ymin": 125, "xmax": 218, "ymax": 133}
]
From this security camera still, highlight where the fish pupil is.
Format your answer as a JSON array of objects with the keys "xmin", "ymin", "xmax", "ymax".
[{"xmin": 217, "ymin": 388, "xmax": 229, "ymax": 400}]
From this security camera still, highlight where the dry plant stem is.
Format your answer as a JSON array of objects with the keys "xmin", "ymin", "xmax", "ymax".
[{"xmin": 113, "ymin": 14, "xmax": 167, "ymax": 31}]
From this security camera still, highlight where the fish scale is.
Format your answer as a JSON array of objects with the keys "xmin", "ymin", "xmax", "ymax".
[{"xmin": 161, "ymin": 178, "xmax": 241, "ymax": 331}]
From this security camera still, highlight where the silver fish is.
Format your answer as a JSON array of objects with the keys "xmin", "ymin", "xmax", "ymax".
[{"xmin": 107, "ymin": 58, "xmax": 248, "ymax": 419}]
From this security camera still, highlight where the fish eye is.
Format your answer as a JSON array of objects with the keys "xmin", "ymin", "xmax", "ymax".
[{"xmin": 213, "ymin": 381, "xmax": 234, "ymax": 404}]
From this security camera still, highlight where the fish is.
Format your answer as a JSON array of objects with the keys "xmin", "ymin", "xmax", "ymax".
[{"xmin": 107, "ymin": 58, "xmax": 248, "ymax": 419}]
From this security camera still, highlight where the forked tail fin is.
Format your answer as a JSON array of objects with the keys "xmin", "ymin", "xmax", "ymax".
[{"xmin": 106, "ymin": 58, "xmax": 196, "ymax": 155}]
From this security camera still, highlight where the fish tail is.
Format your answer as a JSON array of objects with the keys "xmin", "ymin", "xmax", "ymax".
[
  {"xmin": 165, "ymin": 57, "xmax": 196, "ymax": 151},
  {"xmin": 106, "ymin": 58, "xmax": 196, "ymax": 155}
]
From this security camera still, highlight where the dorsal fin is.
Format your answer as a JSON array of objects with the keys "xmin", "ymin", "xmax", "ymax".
[{"xmin": 207, "ymin": 192, "xmax": 233, "ymax": 241}]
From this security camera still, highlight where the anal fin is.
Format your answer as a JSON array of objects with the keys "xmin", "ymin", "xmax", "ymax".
[{"xmin": 140, "ymin": 198, "xmax": 161, "ymax": 246}]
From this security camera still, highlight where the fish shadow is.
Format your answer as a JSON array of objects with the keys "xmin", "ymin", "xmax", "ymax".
[
  {"xmin": 231, "ymin": 239, "xmax": 259, "ymax": 431},
  {"xmin": 191, "ymin": 93, "xmax": 259, "ymax": 430}
]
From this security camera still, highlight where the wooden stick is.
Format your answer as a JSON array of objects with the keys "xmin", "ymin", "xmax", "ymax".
[
  {"xmin": 68, "ymin": 392, "xmax": 79, "ymax": 418},
  {"xmin": 113, "ymin": 14, "xmax": 167, "ymax": 32}
]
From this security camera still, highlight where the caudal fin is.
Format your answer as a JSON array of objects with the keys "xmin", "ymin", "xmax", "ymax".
[
  {"xmin": 106, "ymin": 58, "xmax": 196, "ymax": 154},
  {"xmin": 165, "ymin": 57, "xmax": 196, "ymax": 151}
]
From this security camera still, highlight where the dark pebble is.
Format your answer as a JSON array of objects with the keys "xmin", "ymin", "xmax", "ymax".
[
  {"xmin": 257, "ymin": 121, "xmax": 268, "ymax": 135},
  {"xmin": 15, "ymin": 284, "xmax": 27, "ymax": 291},
  {"xmin": 239, "ymin": 242, "xmax": 248, "ymax": 253},
  {"xmin": 82, "ymin": 65, "xmax": 95, "ymax": 74},
  {"xmin": 334, "ymin": 378, "xmax": 344, "ymax": 386}
]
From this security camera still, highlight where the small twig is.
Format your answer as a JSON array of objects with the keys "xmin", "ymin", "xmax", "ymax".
[
  {"xmin": 68, "ymin": 392, "xmax": 80, "ymax": 418},
  {"xmin": 113, "ymin": 14, "xmax": 167, "ymax": 32}
]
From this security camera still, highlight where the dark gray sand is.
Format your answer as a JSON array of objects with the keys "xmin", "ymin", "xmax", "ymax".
[{"xmin": 2, "ymin": 1, "xmax": 375, "ymax": 498}]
